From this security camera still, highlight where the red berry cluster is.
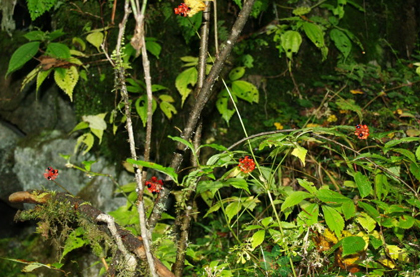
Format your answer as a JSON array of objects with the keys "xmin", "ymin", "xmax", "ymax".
[
  {"xmin": 355, "ymin": 124, "xmax": 369, "ymax": 139},
  {"xmin": 44, "ymin": 167, "xmax": 59, "ymax": 181},
  {"xmin": 238, "ymin": 156, "xmax": 256, "ymax": 174},
  {"xmin": 174, "ymin": 3, "xmax": 191, "ymax": 17},
  {"xmin": 145, "ymin": 176, "xmax": 163, "ymax": 194}
]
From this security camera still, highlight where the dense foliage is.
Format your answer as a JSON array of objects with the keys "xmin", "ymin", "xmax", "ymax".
[{"xmin": 3, "ymin": 0, "xmax": 420, "ymax": 276}]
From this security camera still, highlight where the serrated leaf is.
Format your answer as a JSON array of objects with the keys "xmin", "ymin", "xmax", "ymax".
[
  {"xmin": 229, "ymin": 67, "xmax": 245, "ymax": 81},
  {"xmin": 358, "ymin": 202, "xmax": 380, "ymax": 222},
  {"xmin": 251, "ymin": 230, "xmax": 265, "ymax": 250},
  {"xmin": 135, "ymin": 95, "xmax": 157, "ymax": 127},
  {"xmin": 281, "ymin": 191, "xmax": 312, "ymax": 211},
  {"xmin": 175, "ymin": 67, "xmax": 197, "ymax": 106},
  {"xmin": 298, "ymin": 203, "xmax": 319, "ymax": 226},
  {"xmin": 342, "ymin": 236, "xmax": 366, "ymax": 257},
  {"xmin": 86, "ymin": 31, "xmax": 104, "ymax": 52},
  {"xmin": 354, "ymin": 172, "xmax": 372, "ymax": 198},
  {"xmin": 225, "ymin": 178, "xmax": 249, "ymax": 193},
  {"xmin": 226, "ymin": 201, "xmax": 241, "ymax": 223},
  {"xmin": 27, "ymin": 0, "xmax": 58, "ymax": 20},
  {"xmin": 291, "ymin": 145, "xmax": 307, "ymax": 166},
  {"xmin": 322, "ymin": 205, "xmax": 344, "ymax": 237},
  {"xmin": 231, "ymin": 80, "xmax": 259, "ymax": 103},
  {"xmin": 54, "ymin": 66, "xmax": 79, "ymax": 101},
  {"xmin": 7, "ymin": 41, "xmax": 40, "ymax": 77},
  {"xmin": 46, "ymin": 43, "xmax": 70, "ymax": 59}
]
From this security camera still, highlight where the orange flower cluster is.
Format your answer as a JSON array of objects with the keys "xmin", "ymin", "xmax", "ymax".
[
  {"xmin": 355, "ymin": 124, "xmax": 369, "ymax": 139},
  {"xmin": 174, "ymin": 3, "xmax": 191, "ymax": 17},
  {"xmin": 238, "ymin": 156, "xmax": 256, "ymax": 174},
  {"xmin": 145, "ymin": 176, "xmax": 163, "ymax": 194}
]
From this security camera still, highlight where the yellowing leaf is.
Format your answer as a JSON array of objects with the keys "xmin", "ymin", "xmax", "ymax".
[
  {"xmin": 86, "ymin": 31, "xmax": 104, "ymax": 52},
  {"xmin": 350, "ymin": 89, "xmax": 364, "ymax": 94},
  {"xmin": 185, "ymin": 0, "xmax": 213, "ymax": 17},
  {"xmin": 54, "ymin": 66, "xmax": 79, "ymax": 101},
  {"xmin": 386, "ymin": 245, "xmax": 409, "ymax": 262},
  {"xmin": 291, "ymin": 145, "xmax": 307, "ymax": 166}
]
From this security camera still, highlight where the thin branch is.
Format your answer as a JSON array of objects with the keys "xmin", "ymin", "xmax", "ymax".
[
  {"xmin": 113, "ymin": 0, "xmax": 157, "ymax": 275},
  {"xmin": 148, "ymin": 0, "xmax": 257, "ymax": 230}
]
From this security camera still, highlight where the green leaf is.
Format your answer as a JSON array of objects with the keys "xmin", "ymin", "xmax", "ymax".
[
  {"xmin": 27, "ymin": 0, "xmax": 58, "ymax": 20},
  {"xmin": 261, "ymin": 217, "xmax": 273, "ymax": 227},
  {"xmin": 354, "ymin": 172, "xmax": 372, "ymax": 198},
  {"xmin": 293, "ymin": 6, "xmax": 311, "ymax": 15},
  {"xmin": 281, "ymin": 191, "xmax": 312, "ymax": 211},
  {"xmin": 342, "ymin": 200, "xmax": 356, "ymax": 220},
  {"xmin": 281, "ymin": 30, "xmax": 302, "ymax": 60},
  {"xmin": 54, "ymin": 66, "xmax": 79, "ymax": 101},
  {"xmin": 71, "ymin": 121, "xmax": 89, "ymax": 133},
  {"xmin": 86, "ymin": 31, "xmax": 104, "ymax": 52},
  {"xmin": 390, "ymin": 148, "xmax": 416, "ymax": 163},
  {"xmin": 416, "ymin": 145, "xmax": 420, "ymax": 161},
  {"xmin": 322, "ymin": 205, "xmax": 344, "ymax": 237},
  {"xmin": 36, "ymin": 68, "xmax": 52, "ymax": 92},
  {"xmin": 330, "ymin": 29, "xmax": 351, "ymax": 60},
  {"xmin": 216, "ymin": 90, "xmax": 236, "ymax": 125},
  {"xmin": 341, "ymin": 236, "xmax": 366, "ymax": 257},
  {"xmin": 316, "ymin": 188, "xmax": 352, "ymax": 204},
  {"xmin": 160, "ymin": 101, "xmax": 177, "ymax": 119},
  {"xmin": 226, "ymin": 201, "xmax": 242, "ymax": 223},
  {"xmin": 291, "ymin": 145, "xmax": 307, "ymax": 166},
  {"xmin": 127, "ymin": 159, "xmax": 178, "ymax": 183},
  {"xmin": 145, "ymin": 38, "xmax": 161, "ymax": 59},
  {"xmin": 159, "ymin": 94, "xmax": 174, "ymax": 102},
  {"xmin": 231, "ymin": 80, "xmax": 259, "ymax": 103},
  {"xmin": 356, "ymin": 212, "xmax": 376, "ymax": 233},
  {"xmin": 298, "ymin": 203, "xmax": 319, "ymax": 226},
  {"xmin": 251, "ymin": 230, "xmax": 265, "ymax": 250},
  {"xmin": 75, "ymin": 133, "xmax": 94, "ymax": 155},
  {"xmin": 229, "ymin": 67, "xmax": 246, "ymax": 81},
  {"xmin": 135, "ymin": 95, "xmax": 157, "ymax": 127},
  {"xmin": 302, "ymin": 22, "xmax": 327, "ymax": 61},
  {"xmin": 335, "ymin": 98, "xmax": 362, "ymax": 118},
  {"xmin": 358, "ymin": 202, "xmax": 380, "ymax": 222},
  {"xmin": 297, "ymin": 178, "xmax": 317, "ymax": 194},
  {"xmin": 168, "ymin": 135, "xmax": 194, "ymax": 151},
  {"xmin": 46, "ymin": 42, "xmax": 70, "ymax": 59},
  {"xmin": 397, "ymin": 215, "xmax": 415, "ymax": 229},
  {"xmin": 384, "ymin": 137, "xmax": 420, "ymax": 149},
  {"xmin": 24, "ymin": 30, "xmax": 45, "ymax": 41},
  {"xmin": 175, "ymin": 67, "xmax": 197, "ymax": 107},
  {"xmin": 374, "ymin": 174, "xmax": 389, "ymax": 200},
  {"xmin": 61, "ymin": 227, "xmax": 87, "ymax": 261},
  {"xmin": 7, "ymin": 41, "xmax": 40, "ymax": 77},
  {"xmin": 197, "ymin": 181, "xmax": 224, "ymax": 198},
  {"xmin": 225, "ymin": 178, "xmax": 250, "ymax": 194}
]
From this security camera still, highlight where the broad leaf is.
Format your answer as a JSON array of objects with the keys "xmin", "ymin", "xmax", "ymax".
[
  {"xmin": 46, "ymin": 42, "xmax": 70, "ymax": 59},
  {"xmin": 281, "ymin": 30, "xmax": 302, "ymax": 60},
  {"xmin": 61, "ymin": 227, "xmax": 87, "ymax": 261},
  {"xmin": 145, "ymin": 38, "xmax": 161, "ymax": 59},
  {"xmin": 160, "ymin": 101, "xmax": 177, "ymax": 119},
  {"xmin": 354, "ymin": 172, "xmax": 372, "ymax": 198},
  {"xmin": 341, "ymin": 236, "xmax": 366, "ymax": 257},
  {"xmin": 54, "ymin": 66, "xmax": 79, "ymax": 101},
  {"xmin": 231, "ymin": 80, "xmax": 259, "ymax": 103},
  {"xmin": 251, "ymin": 230, "xmax": 265, "ymax": 250},
  {"xmin": 281, "ymin": 191, "xmax": 312, "ymax": 211},
  {"xmin": 86, "ymin": 31, "xmax": 104, "ymax": 52},
  {"xmin": 175, "ymin": 67, "xmax": 197, "ymax": 107},
  {"xmin": 7, "ymin": 41, "xmax": 40, "ymax": 76},
  {"xmin": 322, "ymin": 205, "xmax": 344, "ymax": 237},
  {"xmin": 127, "ymin": 159, "xmax": 178, "ymax": 183},
  {"xmin": 330, "ymin": 29, "xmax": 351, "ymax": 60},
  {"xmin": 135, "ymin": 95, "xmax": 157, "ymax": 127},
  {"xmin": 226, "ymin": 201, "xmax": 241, "ymax": 223},
  {"xmin": 229, "ymin": 67, "xmax": 246, "ymax": 81},
  {"xmin": 316, "ymin": 188, "xmax": 352, "ymax": 204},
  {"xmin": 291, "ymin": 145, "xmax": 307, "ymax": 166},
  {"xmin": 356, "ymin": 212, "xmax": 376, "ymax": 232}
]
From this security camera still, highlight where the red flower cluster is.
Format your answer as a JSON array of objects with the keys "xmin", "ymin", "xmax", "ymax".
[
  {"xmin": 44, "ymin": 167, "xmax": 59, "ymax": 181},
  {"xmin": 145, "ymin": 176, "xmax": 163, "ymax": 194},
  {"xmin": 238, "ymin": 156, "xmax": 256, "ymax": 174},
  {"xmin": 174, "ymin": 3, "xmax": 191, "ymax": 17},
  {"xmin": 355, "ymin": 124, "xmax": 369, "ymax": 139}
]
